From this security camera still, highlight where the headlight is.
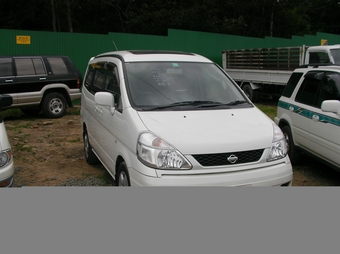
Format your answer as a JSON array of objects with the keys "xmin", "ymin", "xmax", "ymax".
[
  {"xmin": 0, "ymin": 149, "xmax": 13, "ymax": 168},
  {"xmin": 137, "ymin": 132, "xmax": 192, "ymax": 170},
  {"xmin": 267, "ymin": 123, "xmax": 288, "ymax": 162}
]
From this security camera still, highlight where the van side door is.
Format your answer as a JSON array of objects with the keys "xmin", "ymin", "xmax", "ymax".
[{"xmin": 94, "ymin": 61, "xmax": 123, "ymax": 174}]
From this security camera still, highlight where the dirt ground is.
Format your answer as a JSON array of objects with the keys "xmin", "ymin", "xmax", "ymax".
[{"xmin": 3, "ymin": 106, "xmax": 340, "ymax": 187}]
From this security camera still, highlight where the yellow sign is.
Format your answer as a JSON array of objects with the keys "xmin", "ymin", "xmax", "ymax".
[
  {"xmin": 321, "ymin": 39, "xmax": 328, "ymax": 46},
  {"xmin": 16, "ymin": 35, "xmax": 31, "ymax": 44}
]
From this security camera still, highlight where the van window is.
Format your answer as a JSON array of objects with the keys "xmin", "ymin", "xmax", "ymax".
[
  {"xmin": 0, "ymin": 58, "xmax": 13, "ymax": 77},
  {"xmin": 92, "ymin": 63, "xmax": 106, "ymax": 93},
  {"xmin": 47, "ymin": 57, "xmax": 69, "ymax": 75},
  {"xmin": 15, "ymin": 58, "xmax": 46, "ymax": 76}
]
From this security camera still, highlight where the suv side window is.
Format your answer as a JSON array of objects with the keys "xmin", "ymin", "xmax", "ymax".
[
  {"xmin": 295, "ymin": 72, "xmax": 322, "ymax": 107},
  {"xmin": 316, "ymin": 72, "xmax": 340, "ymax": 107},
  {"xmin": 282, "ymin": 72, "xmax": 303, "ymax": 98},
  {"xmin": 0, "ymin": 58, "xmax": 14, "ymax": 77},
  {"xmin": 14, "ymin": 58, "xmax": 46, "ymax": 76},
  {"xmin": 47, "ymin": 57, "xmax": 69, "ymax": 75}
]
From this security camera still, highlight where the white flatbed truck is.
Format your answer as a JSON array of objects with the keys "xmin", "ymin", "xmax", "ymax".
[{"xmin": 222, "ymin": 44, "xmax": 340, "ymax": 101}]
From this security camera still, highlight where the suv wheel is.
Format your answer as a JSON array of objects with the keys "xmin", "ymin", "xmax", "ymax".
[
  {"xmin": 116, "ymin": 162, "xmax": 130, "ymax": 186},
  {"xmin": 83, "ymin": 130, "xmax": 99, "ymax": 164},
  {"xmin": 42, "ymin": 92, "xmax": 67, "ymax": 118},
  {"xmin": 282, "ymin": 125, "xmax": 300, "ymax": 165}
]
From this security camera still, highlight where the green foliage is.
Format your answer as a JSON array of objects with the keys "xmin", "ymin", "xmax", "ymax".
[
  {"xmin": 1, "ymin": 0, "xmax": 340, "ymax": 38},
  {"xmin": 255, "ymin": 103, "xmax": 277, "ymax": 120}
]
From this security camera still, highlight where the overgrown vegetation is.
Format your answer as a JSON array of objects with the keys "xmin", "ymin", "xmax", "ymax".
[{"xmin": 1, "ymin": 0, "xmax": 340, "ymax": 38}]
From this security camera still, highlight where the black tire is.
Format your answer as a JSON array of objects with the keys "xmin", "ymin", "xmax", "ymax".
[
  {"xmin": 116, "ymin": 162, "xmax": 131, "ymax": 186},
  {"xmin": 282, "ymin": 125, "xmax": 300, "ymax": 165},
  {"xmin": 41, "ymin": 92, "xmax": 67, "ymax": 118},
  {"xmin": 242, "ymin": 84, "xmax": 258, "ymax": 102},
  {"xmin": 83, "ymin": 130, "xmax": 99, "ymax": 165}
]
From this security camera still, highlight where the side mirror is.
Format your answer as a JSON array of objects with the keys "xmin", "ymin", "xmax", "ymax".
[
  {"xmin": 321, "ymin": 100, "xmax": 340, "ymax": 115},
  {"xmin": 95, "ymin": 92, "xmax": 116, "ymax": 115},
  {"xmin": 0, "ymin": 95, "xmax": 13, "ymax": 111}
]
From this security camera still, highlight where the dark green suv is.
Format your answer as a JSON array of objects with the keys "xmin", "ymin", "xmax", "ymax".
[{"xmin": 0, "ymin": 55, "xmax": 82, "ymax": 118}]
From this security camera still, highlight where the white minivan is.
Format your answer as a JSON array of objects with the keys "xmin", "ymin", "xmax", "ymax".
[
  {"xmin": 0, "ymin": 94, "xmax": 14, "ymax": 187},
  {"xmin": 80, "ymin": 51, "xmax": 293, "ymax": 186}
]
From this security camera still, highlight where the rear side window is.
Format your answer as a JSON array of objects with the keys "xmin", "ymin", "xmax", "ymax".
[
  {"xmin": 282, "ymin": 72, "xmax": 303, "ymax": 98},
  {"xmin": 14, "ymin": 58, "xmax": 46, "ymax": 76},
  {"xmin": 0, "ymin": 58, "xmax": 13, "ymax": 77},
  {"xmin": 295, "ymin": 71, "xmax": 340, "ymax": 108},
  {"xmin": 47, "ymin": 57, "xmax": 69, "ymax": 75}
]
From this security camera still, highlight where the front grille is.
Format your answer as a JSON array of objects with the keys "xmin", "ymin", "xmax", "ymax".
[{"xmin": 192, "ymin": 149, "xmax": 264, "ymax": 167}]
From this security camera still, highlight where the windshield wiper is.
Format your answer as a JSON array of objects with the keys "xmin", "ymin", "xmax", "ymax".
[
  {"xmin": 225, "ymin": 100, "xmax": 248, "ymax": 106},
  {"xmin": 145, "ymin": 100, "xmax": 224, "ymax": 111}
]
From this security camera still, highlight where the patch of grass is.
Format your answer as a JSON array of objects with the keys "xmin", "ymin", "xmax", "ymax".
[
  {"xmin": 255, "ymin": 103, "xmax": 277, "ymax": 120},
  {"xmin": 0, "ymin": 109, "xmax": 23, "ymax": 119},
  {"xmin": 69, "ymin": 138, "xmax": 81, "ymax": 143}
]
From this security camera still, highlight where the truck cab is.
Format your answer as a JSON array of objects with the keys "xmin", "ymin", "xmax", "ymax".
[{"xmin": 304, "ymin": 45, "xmax": 340, "ymax": 65}]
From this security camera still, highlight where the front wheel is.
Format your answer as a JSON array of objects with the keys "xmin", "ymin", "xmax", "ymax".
[
  {"xmin": 83, "ymin": 130, "xmax": 99, "ymax": 165},
  {"xmin": 116, "ymin": 162, "xmax": 131, "ymax": 186},
  {"xmin": 282, "ymin": 125, "xmax": 300, "ymax": 164},
  {"xmin": 41, "ymin": 92, "xmax": 67, "ymax": 118}
]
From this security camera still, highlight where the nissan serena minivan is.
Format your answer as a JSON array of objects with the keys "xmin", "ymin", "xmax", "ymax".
[{"xmin": 80, "ymin": 51, "xmax": 293, "ymax": 186}]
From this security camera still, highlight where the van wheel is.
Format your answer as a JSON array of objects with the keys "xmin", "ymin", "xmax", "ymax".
[
  {"xmin": 42, "ymin": 92, "xmax": 67, "ymax": 118},
  {"xmin": 116, "ymin": 162, "xmax": 130, "ymax": 186},
  {"xmin": 83, "ymin": 130, "xmax": 99, "ymax": 164},
  {"xmin": 282, "ymin": 125, "xmax": 300, "ymax": 164},
  {"xmin": 242, "ymin": 84, "xmax": 257, "ymax": 102}
]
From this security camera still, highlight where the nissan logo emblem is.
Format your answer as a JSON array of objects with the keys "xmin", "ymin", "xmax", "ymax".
[{"xmin": 227, "ymin": 154, "xmax": 238, "ymax": 164}]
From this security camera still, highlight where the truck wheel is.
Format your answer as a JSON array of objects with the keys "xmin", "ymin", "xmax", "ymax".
[
  {"xmin": 242, "ymin": 84, "xmax": 258, "ymax": 102},
  {"xmin": 42, "ymin": 92, "xmax": 67, "ymax": 118},
  {"xmin": 116, "ymin": 162, "xmax": 131, "ymax": 186},
  {"xmin": 282, "ymin": 125, "xmax": 300, "ymax": 165},
  {"xmin": 83, "ymin": 129, "xmax": 99, "ymax": 164}
]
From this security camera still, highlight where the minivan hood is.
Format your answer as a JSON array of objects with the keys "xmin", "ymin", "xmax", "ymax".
[{"xmin": 137, "ymin": 108, "xmax": 274, "ymax": 154}]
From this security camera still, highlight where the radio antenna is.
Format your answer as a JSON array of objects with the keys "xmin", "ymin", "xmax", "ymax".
[{"xmin": 112, "ymin": 40, "xmax": 119, "ymax": 51}]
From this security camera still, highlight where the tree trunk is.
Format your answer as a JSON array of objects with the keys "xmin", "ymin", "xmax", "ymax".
[
  {"xmin": 66, "ymin": 0, "xmax": 73, "ymax": 32},
  {"xmin": 51, "ymin": 0, "xmax": 57, "ymax": 31}
]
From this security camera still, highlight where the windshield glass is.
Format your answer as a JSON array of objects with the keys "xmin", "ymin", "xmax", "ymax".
[
  {"xmin": 330, "ymin": 49, "xmax": 340, "ymax": 65},
  {"xmin": 125, "ymin": 62, "xmax": 249, "ymax": 110}
]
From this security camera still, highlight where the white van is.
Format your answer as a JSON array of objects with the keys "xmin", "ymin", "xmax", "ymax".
[
  {"xmin": 0, "ymin": 95, "xmax": 15, "ymax": 187},
  {"xmin": 80, "ymin": 51, "xmax": 293, "ymax": 186}
]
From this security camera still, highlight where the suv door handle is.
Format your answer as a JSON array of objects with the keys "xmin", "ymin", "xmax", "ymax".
[
  {"xmin": 312, "ymin": 115, "xmax": 319, "ymax": 121},
  {"xmin": 5, "ymin": 79, "xmax": 13, "ymax": 83},
  {"xmin": 39, "ymin": 77, "xmax": 46, "ymax": 80}
]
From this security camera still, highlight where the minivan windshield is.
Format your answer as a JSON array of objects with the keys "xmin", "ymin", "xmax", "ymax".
[{"xmin": 125, "ymin": 62, "xmax": 250, "ymax": 110}]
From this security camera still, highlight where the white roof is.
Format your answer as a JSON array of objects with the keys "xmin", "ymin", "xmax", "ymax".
[{"xmin": 95, "ymin": 50, "xmax": 212, "ymax": 63}]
